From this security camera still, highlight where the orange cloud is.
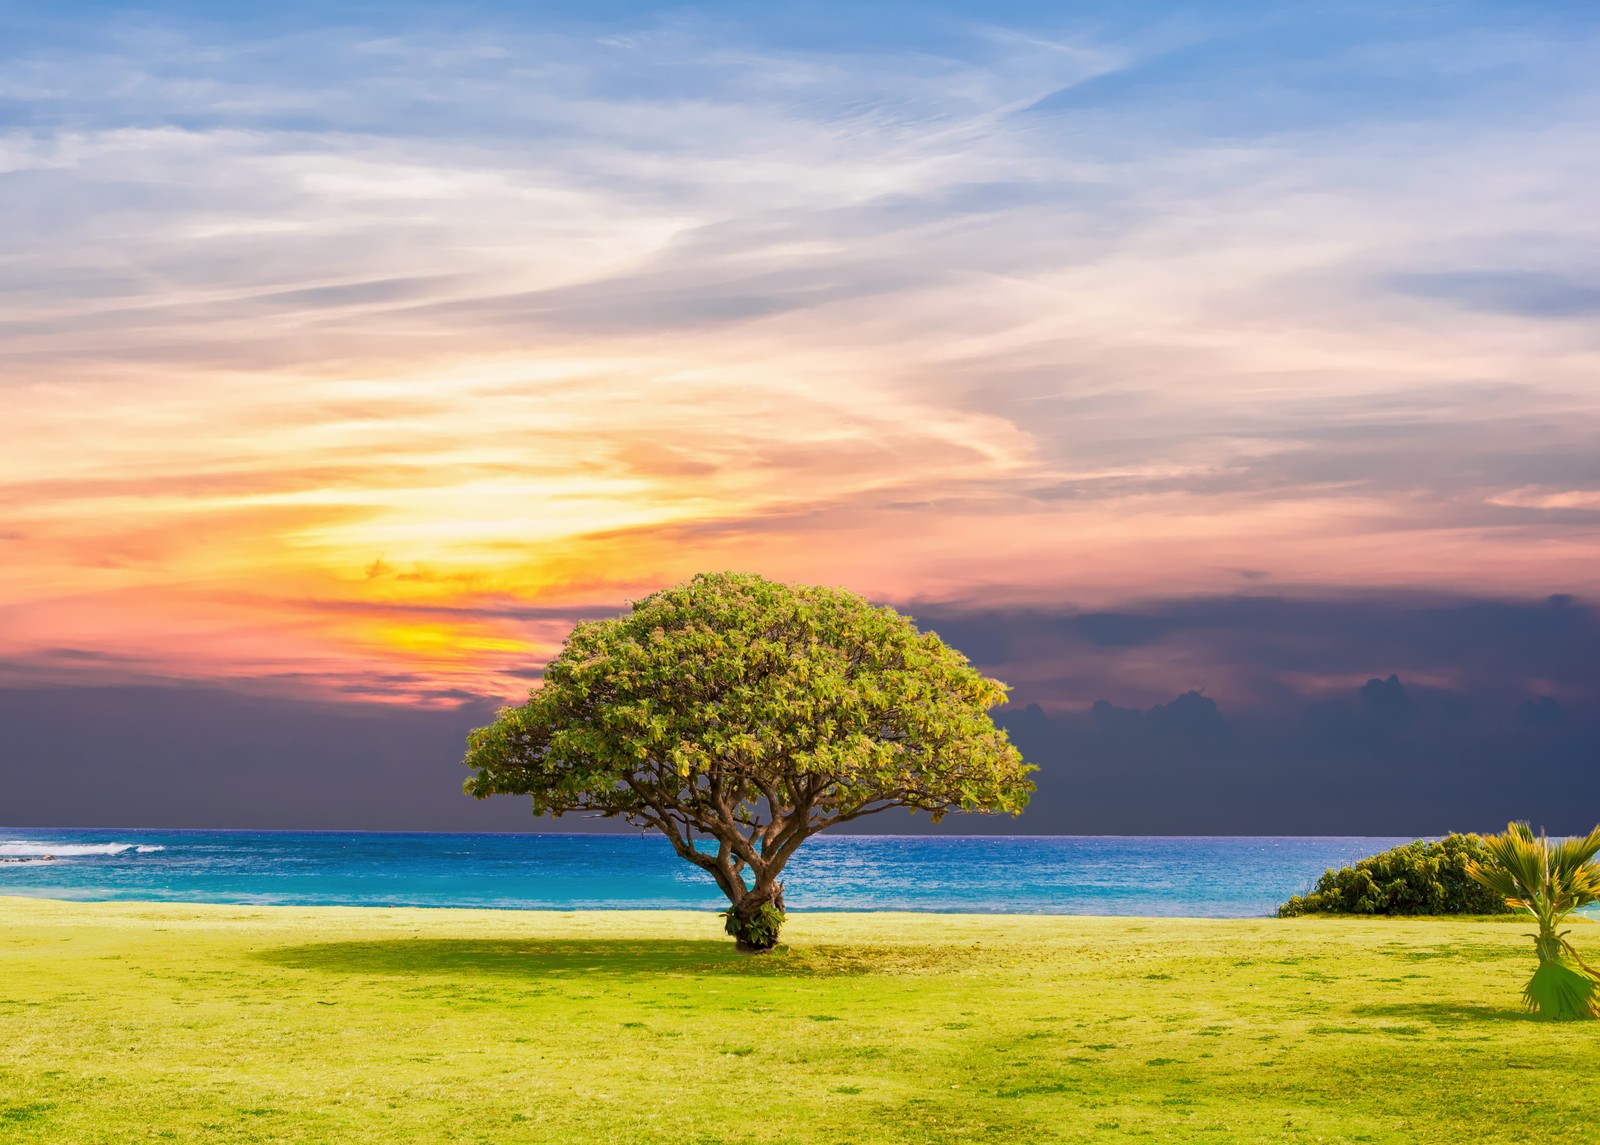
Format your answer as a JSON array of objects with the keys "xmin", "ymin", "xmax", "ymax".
[{"xmin": 4, "ymin": 14, "xmax": 1599, "ymax": 702}]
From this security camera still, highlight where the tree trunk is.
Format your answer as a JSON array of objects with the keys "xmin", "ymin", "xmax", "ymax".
[{"xmin": 724, "ymin": 882, "xmax": 786, "ymax": 952}]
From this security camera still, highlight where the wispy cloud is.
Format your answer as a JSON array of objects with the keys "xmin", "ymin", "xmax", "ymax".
[{"xmin": 2, "ymin": 1, "xmax": 1598, "ymax": 698}]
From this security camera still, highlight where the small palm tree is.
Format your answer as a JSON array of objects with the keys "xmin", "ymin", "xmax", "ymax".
[{"xmin": 1466, "ymin": 821, "xmax": 1600, "ymax": 1019}]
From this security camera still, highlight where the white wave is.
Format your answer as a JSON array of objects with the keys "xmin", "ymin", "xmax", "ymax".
[{"xmin": 0, "ymin": 841, "xmax": 165, "ymax": 857}]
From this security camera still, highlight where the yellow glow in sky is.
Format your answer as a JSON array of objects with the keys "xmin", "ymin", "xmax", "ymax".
[{"xmin": 4, "ymin": 10, "xmax": 1598, "ymax": 703}]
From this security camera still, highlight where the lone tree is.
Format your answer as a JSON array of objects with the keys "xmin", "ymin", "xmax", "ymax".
[{"xmin": 462, "ymin": 571, "xmax": 1034, "ymax": 950}]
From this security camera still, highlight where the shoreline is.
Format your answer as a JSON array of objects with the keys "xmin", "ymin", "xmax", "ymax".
[{"xmin": 1, "ymin": 893, "xmax": 1551, "ymax": 923}]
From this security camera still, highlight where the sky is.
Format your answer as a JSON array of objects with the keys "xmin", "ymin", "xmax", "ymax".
[{"xmin": 3, "ymin": 0, "xmax": 1599, "ymax": 831}]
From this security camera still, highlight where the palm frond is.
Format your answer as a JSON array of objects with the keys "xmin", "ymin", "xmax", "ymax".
[
  {"xmin": 1464, "ymin": 861, "xmax": 1521, "ymax": 906},
  {"xmin": 1476, "ymin": 821, "xmax": 1548, "ymax": 901},
  {"xmin": 1550, "ymin": 827, "xmax": 1600, "ymax": 910},
  {"xmin": 1524, "ymin": 959, "xmax": 1600, "ymax": 1021}
]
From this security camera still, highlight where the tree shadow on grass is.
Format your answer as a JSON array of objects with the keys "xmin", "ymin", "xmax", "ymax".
[
  {"xmin": 254, "ymin": 938, "xmax": 897, "ymax": 980},
  {"xmin": 1349, "ymin": 1001, "xmax": 1541, "ymax": 1024}
]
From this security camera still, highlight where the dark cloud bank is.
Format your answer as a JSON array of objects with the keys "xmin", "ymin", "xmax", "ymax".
[{"xmin": 3, "ymin": 592, "xmax": 1597, "ymax": 835}]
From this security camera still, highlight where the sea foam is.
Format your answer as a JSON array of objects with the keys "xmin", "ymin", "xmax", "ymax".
[{"xmin": 0, "ymin": 841, "xmax": 165, "ymax": 857}]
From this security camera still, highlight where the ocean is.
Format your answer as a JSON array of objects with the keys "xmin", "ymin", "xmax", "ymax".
[{"xmin": 0, "ymin": 829, "xmax": 1414, "ymax": 917}]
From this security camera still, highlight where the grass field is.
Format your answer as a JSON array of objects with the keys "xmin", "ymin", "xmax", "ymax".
[{"xmin": 2, "ymin": 896, "xmax": 1597, "ymax": 1143}]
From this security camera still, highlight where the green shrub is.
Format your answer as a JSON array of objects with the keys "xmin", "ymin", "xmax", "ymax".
[
  {"xmin": 723, "ymin": 902, "xmax": 786, "ymax": 951},
  {"xmin": 1278, "ymin": 834, "xmax": 1513, "ymax": 917}
]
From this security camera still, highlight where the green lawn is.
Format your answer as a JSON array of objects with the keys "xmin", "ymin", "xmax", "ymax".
[{"xmin": 1, "ymin": 896, "xmax": 1596, "ymax": 1143}]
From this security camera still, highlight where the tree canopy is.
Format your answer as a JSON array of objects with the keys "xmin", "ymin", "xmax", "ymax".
[{"xmin": 462, "ymin": 571, "xmax": 1034, "ymax": 948}]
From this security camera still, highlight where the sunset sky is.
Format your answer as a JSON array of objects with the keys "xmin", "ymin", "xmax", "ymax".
[{"xmin": 4, "ymin": 0, "xmax": 1599, "ymax": 719}]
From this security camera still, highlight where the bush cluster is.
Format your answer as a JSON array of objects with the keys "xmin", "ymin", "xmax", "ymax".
[{"xmin": 1278, "ymin": 833, "xmax": 1513, "ymax": 917}]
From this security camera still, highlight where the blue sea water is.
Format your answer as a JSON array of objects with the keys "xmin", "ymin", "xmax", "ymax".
[{"xmin": 0, "ymin": 830, "xmax": 1415, "ymax": 917}]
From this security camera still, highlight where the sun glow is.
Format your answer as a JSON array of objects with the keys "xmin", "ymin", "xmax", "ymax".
[{"xmin": 4, "ymin": 10, "xmax": 1598, "ymax": 702}]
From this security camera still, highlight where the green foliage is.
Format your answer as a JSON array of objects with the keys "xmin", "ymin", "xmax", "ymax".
[
  {"xmin": 463, "ymin": 571, "xmax": 1034, "ymax": 943},
  {"xmin": 1467, "ymin": 821, "xmax": 1600, "ymax": 1019},
  {"xmin": 1278, "ymin": 834, "xmax": 1512, "ymax": 917},
  {"xmin": 1523, "ymin": 959, "xmax": 1599, "ymax": 1021},
  {"xmin": 723, "ymin": 902, "xmax": 785, "ymax": 951}
]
